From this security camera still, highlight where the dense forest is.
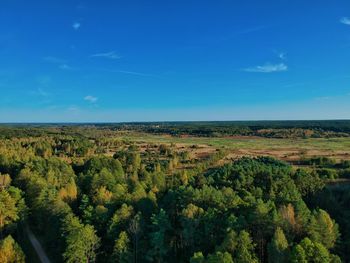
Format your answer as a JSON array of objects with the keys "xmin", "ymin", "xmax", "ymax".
[
  {"xmin": 2, "ymin": 120, "xmax": 350, "ymax": 139},
  {"xmin": 111, "ymin": 120, "xmax": 350, "ymax": 138},
  {"xmin": 1, "ymin": 123, "xmax": 350, "ymax": 262}
]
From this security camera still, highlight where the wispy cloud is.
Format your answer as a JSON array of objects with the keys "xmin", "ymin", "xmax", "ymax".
[
  {"xmin": 29, "ymin": 87, "xmax": 52, "ymax": 105},
  {"xmin": 110, "ymin": 70, "xmax": 154, "ymax": 77},
  {"xmin": 30, "ymin": 88, "xmax": 49, "ymax": 97},
  {"xmin": 84, "ymin": 95, "xmax": 98, "ymax": 103},
  {"xmin": 340, "ymin": 17, "xmax": 350, "ymax": 25},
  {"xmin": 278, "ymin": 52, "xmax": 286, "ymax": 60},
  {"xmin": 239, "ymin": 25, "xmax": 268, "ymax": 35},
  {"xmin": 36, "ymin": 88, "xmax": 49, "ymax": 97},
  {"xmin": 36, "ymin": 75, "xmax": 52, "ymax": 87},
  {"xmin": 96, "ymin": 68, "xmax": 155, "ymax": 77},
  {"xmin": 243, "ymin": 63, "xmax": 288, "ymax": 73},
  {"xmin": 44, "ymin": 56, "xmax": 67, "ymax": 64},
  {"xmin": 91, "ymin": 51, "xmax": 121, "ymax": 59},
  {"xmin": 72, "ymin": 22, "xmax": 81, "ymax": 30},
  {"xmin": 282, "ymin": 82, "xmax": 306, "ymax": 88},
  {"xmin": 66, "ymin": 106, "xmax": 81, "ymax": 115},
  {"xmin": 59, "ymin": 64, "xmax": 76, "ymax": 71},
  {"xmin": 314, "ymin": 96, "xmax": 331, "ymax": 101},
  {"xmin": 272, "ymin": 50, "xmax": 286, "ymax": 60},
  {"xmin": 212, "ymin": 25, "xmax": 267, "ymax": 44},
  {"xmin": 44, "ymin": 57, "xmax": 76, "ymax": 71}
]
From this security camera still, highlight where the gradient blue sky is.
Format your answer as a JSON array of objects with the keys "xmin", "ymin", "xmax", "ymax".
[{"xmin": 1, "ymin": 0, "xmax": 350, "ymax": 122}]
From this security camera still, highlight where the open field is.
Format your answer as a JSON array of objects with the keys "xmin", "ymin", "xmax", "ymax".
[{"xmin": 118, "ymin": 132, "xmax": 350, "ymax": 162}]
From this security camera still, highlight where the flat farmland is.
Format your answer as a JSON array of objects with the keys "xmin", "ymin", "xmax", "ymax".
[{"xmin": 118, "ymin": 132, "xmax": 350, "ymax": 162}]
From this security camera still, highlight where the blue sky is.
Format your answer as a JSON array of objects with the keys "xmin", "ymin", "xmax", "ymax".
[{"xmin": 0, "ymin": 0, "xmax": 350, "ymax": 122}]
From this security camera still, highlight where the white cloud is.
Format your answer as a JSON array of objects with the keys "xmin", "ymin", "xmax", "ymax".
[
  {"xmin": 72, "ymin": 22, "xmax": 81, "ymax": 30},
  {"xmin": 340, "ymin": 17, "xmax": 350, "ymax": 25},
  {"xmin": 84, "ymin": 95, "xmax": 98, "ymax": 103},
  {"xmin": 91, "ymin": 51, "xmax": 121, "ymax": 59},
  {"xmin": 244, "ymin": 63, "xmax": 288, "ymax": 73}
]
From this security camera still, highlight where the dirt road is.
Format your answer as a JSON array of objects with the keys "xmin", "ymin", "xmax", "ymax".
[{"xmin": 25, "ymin": 226, "xmax": 51, "ymax": 263}]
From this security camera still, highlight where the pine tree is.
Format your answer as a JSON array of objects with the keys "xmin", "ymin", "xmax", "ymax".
[
  {"xmin": 267, "ymin": 227, "xmax": 289, "ymax": 263},
  {"xmin": 148, "ymin": 209, "xmax": 171, "ymax": 263},
  {"xmin": 62, "ymin": 214, "xmax": 100, "ymax": 263},
  {"xmin": 234, "ymin": 231, "xmax": 258, "ymax": 263},
  {"xmin": 112, "ymin": 231, "xmax": 131, "ymax": 263},
  {"xmin": 308, "ymin": 209, "xmax": 339, "ymax": 249},
  {"xmin": 207, "ymin": 251, "xmax": 233, "ymax": 263}
]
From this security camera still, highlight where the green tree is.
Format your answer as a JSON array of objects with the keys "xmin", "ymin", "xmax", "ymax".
[
  {"xmin": 112, "ymin": 231, "xmax": 131, "ymax": 263},
  {"xmin": 207, "ymin": 251, "xmax": 233, "ymax": 263},
  {"xmin": 291, "ymin": 238, "xmax": 334, "ymax": 263},
  {"xmin": 190, "ymin": 252, "xmax": 205, "ymax": 263},
  {"xmin": 62, "ymin": 214, "xmax": 100, "ymax": 263},
  {"xmin": 79, "ymin": 194, "xmax": 94, "ymax": 225},
  {"xmin": 218, "ymin": 230, "xmax": 238, "ymax": 254},
  {"xmin": 181, "ymin": 203, "xmax": 204, "ymax": 254},
  {"xmin": 290, "ymin": 244, "xmax": 307, "ymax": 263},
  {"xmin": 267, "ymin": 227, "xmax": 289, "ymax": 263},
  {"xmin": 293, "ymin": 169, "xmax": 324, "ymax": 196},
  {"xmin": 308, "ymin": 209, "xmax": 339, "ymax": 249},
  {"xmin": 108, "ymin": 204, "xmax": 134, "ymax": 238},
  {"xmin": 234, "ymin": 230, "xmax": 258, "ymax": 263},
  {"xmin": 128, "ymin": 213, "xmax": 142, "ymax": 263},
  {"xmin": 148, "ymin": 209, "xmax": 171, "ymax": 263},
  {"xmin": 0, "ymin": 190, "xmax": 18, "ymax": 230}
]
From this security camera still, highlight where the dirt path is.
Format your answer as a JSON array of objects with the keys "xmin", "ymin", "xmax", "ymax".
[{"xmin": 25, "ymin": 226, "xmax": 51, "ymax": 263}]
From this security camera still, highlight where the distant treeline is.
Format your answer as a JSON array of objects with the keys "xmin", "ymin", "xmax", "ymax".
[
  {"xmin": 1, "ymin": 120, "xmax": 350, "ymax": 139},
  {"xmin": 109, "ymin": 120, "xmax": 350, "ymax": 138}
]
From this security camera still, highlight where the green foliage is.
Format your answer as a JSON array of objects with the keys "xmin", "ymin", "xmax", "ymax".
[
  {"xmin": 234, "ymin": 230, "xmax": 258, "ymax": 263},
  {"xmin": 316, "ymin": 168, "xmax": 338, "ymax": 180},
  {"xmin": 290, "ymin": 238, "xmax": 334, "ymax": 263},
  {"xmin": 108, "ymin": 204, "xmax": 134, "ymax": 238},
  {"xmin": 112, "ymin": 231, "xmax": 131, "ymax": 263},
  {"xmin": 82, "ymin": 156, "xmax": 125, "ymax": 192},
  {"xmin": 293, "ymin": 169, "xmax": 325, "ymax": 196},
  {"xmin": 267, "ymin": 227, "xmax": 289, "ymax": 263},
  {"xmin": 62, "ymin": 214, "xmax": 100, "ymax": 263},
  {"xmin": 78, "ymin": 194, "xmax": 94, "ymax": 225},
  {"xmin": 290, "ymin": 244, "xmax": 307, "ymax": 263},
  {"xmin": 189, "ymin": 251, "xmax": 233, "ymax": 263},
  {"xmin": 148, "ymin": 209, "xmax": 171, "ymax": 262},
  {"xmin": 218, "ymin": 230, "xmax": 238, "ymax": 254},
  {"xmin": 207, "ymin": 251, "xmax": 233, "ymax": 263},
  {"xmin": 0, "ymin": 190, "xmax": 19, "ymax": 230},
  {"xmin": 308, "ymin": 209, "xmax": 339, "ymax": 249},
  {"xmin": 190, "ymin": 252, "xmax": 205, "ymax": 263},
  {"xmin": 0, "ymin": 125, "xmax": 347, "ymax": 262}
]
